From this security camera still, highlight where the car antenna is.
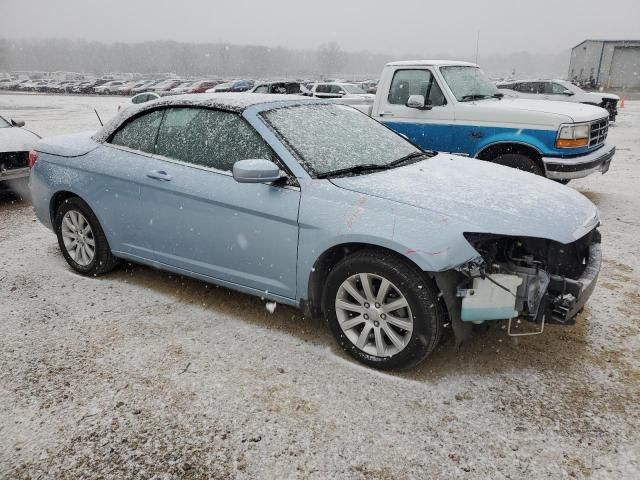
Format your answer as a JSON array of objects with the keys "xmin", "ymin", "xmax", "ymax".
[{"xmin": 93, "ymin": 108, "xmax": 103, "ymax": 127}]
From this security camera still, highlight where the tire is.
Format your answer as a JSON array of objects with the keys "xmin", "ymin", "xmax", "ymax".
[
  {"xmin": 492, "ymin": 153, "xmax": 543, "ymax": 175},
  {"xmin": 554, "ymin": 179, "xmax": 571, "ymax": 185},
  {"xmin": 54, "ymin": 196, "xmax": 118, "ymax": 276},
  {"xmin": 322, "ymin": 249, "xmax": 444, "ymax": 370}
]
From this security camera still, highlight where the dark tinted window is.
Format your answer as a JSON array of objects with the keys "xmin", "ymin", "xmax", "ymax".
[
  {"xmin": 518, "ymin": 82, "xmax": 543, "ymax": 94},
  {"xmin": 155, "ymin": 108, "xmax": 273, "ymax": 172},
  {"xmin": 110, "ymin": 109, "xmax": 163, "ymax": 154},
  {"xmin": 388, "ymin": 69, "xmax": 447, "ymax": 106},
  {"xmin": 315, "ymin": 84, "xmax": 330, "ymax": 94}
]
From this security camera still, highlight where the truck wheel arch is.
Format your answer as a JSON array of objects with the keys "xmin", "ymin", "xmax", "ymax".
[{"xmin": 475, "ymin": 142, "xmax": 545, "ymax": 174}]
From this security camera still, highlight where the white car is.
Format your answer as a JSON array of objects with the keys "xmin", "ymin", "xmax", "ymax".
[
  {"xmin": 0, "ymin": 115, "xmax": 40, "ymax": 191},
  {"xmin": 94, "ymin": 80, "xmax": 126, "ymax": 95},
  {"xmin": 311, "ymin": 82, "xmax": 375, "ymax": 101},
  {"xmin": 496, "ymin": 79, "xmax": 619, "ymax": 121},
  {"xmin": 117, "ymin": 92, "xmax": 161, "ymax": 111}
]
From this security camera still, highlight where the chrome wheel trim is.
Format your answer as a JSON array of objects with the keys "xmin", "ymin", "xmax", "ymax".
[
  {"xmin": 335, "ymin": 273, "xmax": 413, "ymax": 357},
  {"xmin": 61, "ymin": 210, "xmax": 95, "ymax": 267}
]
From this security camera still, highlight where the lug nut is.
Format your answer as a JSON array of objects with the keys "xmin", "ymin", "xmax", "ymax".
[
  {"xmin": 364, "ymin": 303, "xmax": 370, "ymax": 308},
  {"xmin": 363, "ymin": 314, "xmax": 369, "ymax": 320},
  {"xmin": 375, "ymin": 303, "xmax": 381, "ymax": 308},
  {"xmin": 380, "ymin": 314, "xmax": 386, "ymax": 320}
]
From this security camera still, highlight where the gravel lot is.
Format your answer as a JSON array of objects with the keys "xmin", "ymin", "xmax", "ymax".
[{"xmin": 1, "ymin": 94, "xmax": 639, "ymax": 479}]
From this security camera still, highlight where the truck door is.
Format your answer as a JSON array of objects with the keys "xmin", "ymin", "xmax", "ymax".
[{"xmin": 374, "ymin": 68, "xmax": 455, "ymax": 152}]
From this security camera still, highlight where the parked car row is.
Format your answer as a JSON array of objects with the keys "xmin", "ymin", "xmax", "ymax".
[{"xmin": 0, "ymin": 74, "xmax": 384, "ymax": 99}]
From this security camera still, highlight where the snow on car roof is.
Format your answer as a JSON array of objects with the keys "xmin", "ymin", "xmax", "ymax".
[
  {"xmin": 386, "ymin": 60, "xmax": 478, "ymax": 67},
  {"xmin": 92, "ymin": 93, "xmax": 316, "ymax": 143}
]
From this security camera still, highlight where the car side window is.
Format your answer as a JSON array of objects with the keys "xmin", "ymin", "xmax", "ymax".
[
  {"xmin": 109, "ymin": 109, "xmax": 163, "ymax": 154},
  {"xmin": 388, "ymin": 69, "xmax": 446, "ymax": 107},
  {"xmin": 154, "ymin": 108, "xmax": 273, "ymax": 172},
  {"xmin": 315, "ymin": 85, "xmax": 329, "ymax": 94},
  {"xmin": 547, "ymin": 82, "xmax": 570, "ymax": 94},
  {"xmin": 254, "ymin": 85, "xmax": 269, "ymax": 93}
]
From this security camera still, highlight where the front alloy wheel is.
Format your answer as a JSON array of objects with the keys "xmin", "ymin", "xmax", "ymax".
[
  {"xmin": 335, "ymin": 273, "xmax": 413, "ymax": 357},
  {"xmin": 323, "ymin": 249, "xmax": 444, "ymax": 370}
]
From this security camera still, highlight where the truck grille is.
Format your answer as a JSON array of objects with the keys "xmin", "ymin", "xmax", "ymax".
[{"xmin": 589, "ymin": 117, "xmax": 608, "ymax": 148}]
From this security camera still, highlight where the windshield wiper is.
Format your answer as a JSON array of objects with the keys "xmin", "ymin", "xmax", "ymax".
[
  {"xmin": 317, "ymin": 152, "xmax": 429, "ymax": 178},
  {"xmin": 316, "ymin": 163, "xmax": 390, "ymax": 178},
  {"xmin": 460, "ymin": 94, "xmax": 492, "ymax": 102},
  {"xmin": 387, "ymin": 151, "xmax": 428, "ymax": 167}
]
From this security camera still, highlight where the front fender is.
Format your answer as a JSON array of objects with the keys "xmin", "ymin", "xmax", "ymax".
[{"xmin": 296, "ymin": 180, "xmax": 479, "ymax": 302}]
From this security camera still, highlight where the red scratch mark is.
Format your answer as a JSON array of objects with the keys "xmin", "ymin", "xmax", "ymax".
[
  {"xmin": 345, "ymin": 197, "xmax": 368, "ymax": 230},
  {"xmin": 405, "ymin": 247, "xmax": 449, "ymax": 256}
]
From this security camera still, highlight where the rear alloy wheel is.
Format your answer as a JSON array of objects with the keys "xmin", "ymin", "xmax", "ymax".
[
  {"xmin": 323, "ymin": 250, "xmax": 443, "ymax": 370},
  {"xmin": 54, "ymin": 197, "xmax": 118, "ymax": 276},
  {"xmin": 492, "ymin": 153, "xmax": 543, "ymax": 175}
]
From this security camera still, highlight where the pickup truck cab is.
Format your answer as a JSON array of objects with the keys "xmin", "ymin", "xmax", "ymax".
[{"xmin": 355, "ymin": 60, "xmax": 615, "ymax": 182}]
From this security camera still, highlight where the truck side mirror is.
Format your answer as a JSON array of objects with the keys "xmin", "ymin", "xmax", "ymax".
[
  {"xmin": 406, "ymin": 95, "xmax": 432, "ymax": 110},
  {"xmin": 10, "ymin": 119, "xmax": 25, "ymax": 127}
]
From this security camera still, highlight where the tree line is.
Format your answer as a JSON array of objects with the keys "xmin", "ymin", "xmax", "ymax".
[{"xmin": 0, "ymin": 38, "xmax": 569, "ymax": 80}]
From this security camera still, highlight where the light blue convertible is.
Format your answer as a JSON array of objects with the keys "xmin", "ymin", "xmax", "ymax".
[{"xmin": 29, "ymin": 93, "xmax": 602, "ymax": 369}]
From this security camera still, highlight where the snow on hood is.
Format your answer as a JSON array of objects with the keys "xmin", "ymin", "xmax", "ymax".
[
  {"xmin": 329, "ymin": 154, "xmax": 599, "ymax": 244},
  {"xmin": 457, "ymin": 98, "xmax": 610, "ymax": 126},
  {"xmin": 0, "ymin": 126, "xmax": 40, "ymax": 153}
]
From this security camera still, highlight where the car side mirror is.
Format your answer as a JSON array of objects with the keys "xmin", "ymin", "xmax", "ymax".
[
  {"xmin": 11, "ymin": 119, "xmax": 25, "ymax": 127},
  {"xmin": 406, "ymin": 94, "xmax": 432, "ymax": 110},
  {"xmin": 233, "ymin": 159, "xmax": 282, "ymax": 184},
  {"xmin": 562, "ymin": 91, "xmax": 574, "ymax": 96},
  {"xmin": 338, "ymin": 90, "xmax": 346, "ymax": 96}
]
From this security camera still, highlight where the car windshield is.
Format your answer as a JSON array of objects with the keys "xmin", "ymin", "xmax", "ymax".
[
  {"xmin": 0, "ymin": 116, "xmax": 9, "ymax": 128},
  {"xmin": 342, "ymin": 84, "xmax": 366, "ymax": 94},
  {"xmin": 263, "ymin": 104, "xmax": 420, "ymax": 176},
  {"xmin": 440, "ymin": 66, "xmax": 500, "ymax": 101}
]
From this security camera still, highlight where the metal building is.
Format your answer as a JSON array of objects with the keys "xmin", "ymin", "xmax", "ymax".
[{"xmin": 569, "ymin": 39, "xmax": 640, "ymax": 89}]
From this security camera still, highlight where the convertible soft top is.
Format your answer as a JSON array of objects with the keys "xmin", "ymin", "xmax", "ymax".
[{"xmin": 92, "ymin": 92, "xmax": 321, "ymax": 143}]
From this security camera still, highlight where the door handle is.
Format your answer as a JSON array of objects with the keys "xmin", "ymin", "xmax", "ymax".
[
  {"xmin": 379, "ymin": 111, "xmax": 394, "ymax": 117},
  {"xmin": 146, "ymin": 170, "xmax": 172, "ymax": 181}
]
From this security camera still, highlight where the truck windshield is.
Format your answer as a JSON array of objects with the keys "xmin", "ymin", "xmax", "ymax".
[
  {"xmin": 440, "ymin": 66, "xmax": 501, "ymax": 102},
  {"xmin": 263, "ymin": 104, "xmax": 420, "ymax": 176}
]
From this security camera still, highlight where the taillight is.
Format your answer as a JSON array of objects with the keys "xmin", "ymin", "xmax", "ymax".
[{"xmin": 28, "ymin": 149, "xmax": 38, "ymax": 168}]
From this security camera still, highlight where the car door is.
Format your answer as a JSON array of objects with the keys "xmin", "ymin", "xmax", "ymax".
[
  {"xmin": 141, "ymin": 107, "xmax": 300, "ymax": 299},
  {"xmin": 95, "ymin": 109, "xmax": 165, "ymax": 259},
  {"xmin": 514, "ymin": 81, "xmax": 543, "ymax": 99},
  {"xmin": 542, "ymin": 81, "xmax": 574, "ymax": 102},
  {"xmin": 375, "ymin": 68, "xmax": 454, "ymax": 152}
]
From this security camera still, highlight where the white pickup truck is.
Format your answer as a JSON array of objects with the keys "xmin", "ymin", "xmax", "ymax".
[{"xmin": 352, "ymin": 60, "xmax": 615, "ymax": 182}]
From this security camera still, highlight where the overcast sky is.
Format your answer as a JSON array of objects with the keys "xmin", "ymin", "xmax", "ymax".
[{"xmin": 2, "ymin": 0, "xmax": 639, "ymax": 57}]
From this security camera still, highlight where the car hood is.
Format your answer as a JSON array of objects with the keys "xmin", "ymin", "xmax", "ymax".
[
  {"xmin": 329, "ymin": 154, "xmax": 599, "ymax": 244},
  {"xmin": 0, "ymin": 127, "xmax": 41, "ymax": 152},
  {"xmin": 457, "ymin": 98, "xmax": 609, "ymax": 125}
]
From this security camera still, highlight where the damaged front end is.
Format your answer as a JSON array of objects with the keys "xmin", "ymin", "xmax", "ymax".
[{"xmin": 435, "ymin": 228, "xmax": 602, "ymax": 342}]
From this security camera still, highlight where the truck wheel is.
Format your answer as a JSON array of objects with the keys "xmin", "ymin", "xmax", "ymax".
[
  {"xmin": 492, "ymin": 153, "xmax": 543, "ymax": 175},
  {"xmin": 322, "ymin": 249, "xmax": 443, "ymax": 370},
  {"xmin": 54, "ymin": 197, "xmax": 118, "ymax": 276}
]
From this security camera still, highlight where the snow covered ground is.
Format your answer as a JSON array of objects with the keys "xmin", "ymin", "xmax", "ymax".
[{"xmin": 1, "ymin": 93, "xmax": 639, "ymax": 479}]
